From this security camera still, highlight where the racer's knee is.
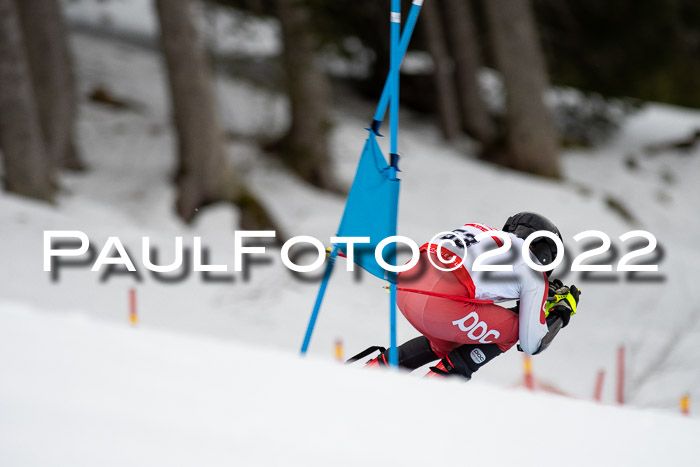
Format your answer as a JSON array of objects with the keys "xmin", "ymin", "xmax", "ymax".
[{"xmin": 371, "ymin": 336, "xmax": 440, "ymax": 370}]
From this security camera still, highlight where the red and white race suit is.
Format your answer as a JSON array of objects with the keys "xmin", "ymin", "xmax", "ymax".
[{"xmin": 397, "ymin": 222, "xmax": 549, "ymax": 356}]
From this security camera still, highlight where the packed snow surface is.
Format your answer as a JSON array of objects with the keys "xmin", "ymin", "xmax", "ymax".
[{"xmin": 1, "ymin": 303, "xmax": 698, "ymax": 467}]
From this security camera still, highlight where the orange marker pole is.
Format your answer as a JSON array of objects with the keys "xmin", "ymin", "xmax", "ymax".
[
  {"xmin": 334, "ymin": 339, "xmax": 344, "ymax": 362},
  {"xmin": 524, "ymin": 355, "xmax": 534, "ymax": 390},
  {"xmin": 681, "ymin": 394, "xmax": 690, "ymax": 416},
  {"xmin": 129, "ymin": 288, "xmax": 138, "ymax": 325},
  {"xmin": 593, "ymin": 369, "xmax": 605, "ymax": 402}
]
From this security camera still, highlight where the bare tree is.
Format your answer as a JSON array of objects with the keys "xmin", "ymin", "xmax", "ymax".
[
  {"xmin": 0, "ymin": 0, "xmax": 55, "ymax": 201},
  {"xmin": 15, "ymin": 0, "xmax": 84, "ymax": 171},
  {"xmin": 271, "ymin": 0, "xmax": 335, "ymax": 190},
  {"xmin": 485, "ymin": 0, "xmax": 560, "ymax": 177},
  {"xmin": 421, "ymin": 0, "xmax": 461, "ymax": 141},
  {"xmin": 443, "ymin": 0, "xmax": 496, "ymax": 146},
  {"xmin": 155, "ymin": 0, "xmax": 275, "ymax": 229},
  {"xmin": 626, "ymin": 310, "xmax": 700, "ymax": 404}
]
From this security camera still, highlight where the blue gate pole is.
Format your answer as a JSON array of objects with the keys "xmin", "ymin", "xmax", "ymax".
[
  {"xmin": 389, "ymin": 279, "xmax": 398, "ymax": 367},
  {"xmin": 387, "ymin": 0, "xmax": 401, "ymax": 368},
  {"xmin": 300, "ymin": 245, "xmax": 338, "ymax": 355},
  {"xmin": 387, "ymin": 169, "xmax": 400, "ymax": 368},
  {"xmin": 390, "ymin": 0, "xmax": 400, "ymax": 155},
  {"xmin": 372, "ymin": 0, "xmax": 423, "ymax": 132}
]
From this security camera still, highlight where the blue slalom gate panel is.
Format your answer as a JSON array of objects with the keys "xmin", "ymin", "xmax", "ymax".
[{"xmin": 337, "ymin": 131, "xmax": 400, "ymax": 283}]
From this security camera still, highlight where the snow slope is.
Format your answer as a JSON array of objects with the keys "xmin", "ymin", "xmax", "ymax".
[
  {"xmin": 1, "ymin": 302, "xmax": 698, "ymax": 467},
  {"xmin": 1, "ymin": 1, "xmax": 699, "ymax": 434},
  {"xmin": 62, "ymin": 0, "xmax": 280, "ymax": 57}
]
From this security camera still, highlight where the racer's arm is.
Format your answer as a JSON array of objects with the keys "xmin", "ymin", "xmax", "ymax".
[
  {"xmin": 533, "ymin": 316, "xmax": 565, "ymax": 355},
  {"xmin": 534, "ymin": 282, "xmax": 581, "ymax": 354},
  {"xmin": 514, "ymin": 263, "xmax": 549, "ymax": 355}
]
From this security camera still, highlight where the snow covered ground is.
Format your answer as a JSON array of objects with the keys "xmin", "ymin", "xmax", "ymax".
[
  {"xmin": 2, "ymin": 2, "xmax": 700, "ymax": 464},
  {"xmin": 2, "ymin": 303, "xmax": 698, "ymax": 467},
  {"xmin": 62, "ymin": 0, "xmax": 281, "ymax": 57}
]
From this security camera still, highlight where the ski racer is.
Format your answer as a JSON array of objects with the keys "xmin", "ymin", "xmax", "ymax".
[{"xmin": 365, "ymin": 212, "xmax": 580, "ymax": 379}]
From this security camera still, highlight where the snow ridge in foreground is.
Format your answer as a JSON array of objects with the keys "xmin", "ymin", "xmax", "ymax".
[{"xmin": 1, "ymin": 302, "xmax": 698, "ymax": 467}]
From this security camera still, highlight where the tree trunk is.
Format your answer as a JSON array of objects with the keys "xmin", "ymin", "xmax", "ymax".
[
  {"xmin": 155, "ymin": 0, "xmax": 279, "ymax": 232},
  {"xmin": 155, "ymin": 0, "xmax": 240, "ymax": 222},
  {"xmin": 273, "ymin": 0, "xmax": 334, "ymax": 190},
  {"xmin": 443, "ymin": 0, "xmax": 496, "ymax": 145},
  {"xmin": 421, "ymin": 0, "xmax": 461, "ymax": 141},
  {"xmin": 485, "ymin": 0, "xmax": 560, "ymax": 177},
  {"xmin": 15, "ymin": 0, "xmax": 85, "ymax": 171},
  {"xmin": 0, "ymin": 0, "xmax": 54, "ymax": 201}
]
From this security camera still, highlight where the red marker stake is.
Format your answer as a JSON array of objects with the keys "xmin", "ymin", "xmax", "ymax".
[
  {"xmin": 593, "ymin": 369, "xmax": 605, "ymax": 402},
  {"xmin": 617, "ymin": 346, "xmax": 625, "ymax": 405}
]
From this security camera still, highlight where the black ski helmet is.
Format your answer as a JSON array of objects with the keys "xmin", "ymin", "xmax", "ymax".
[{"xmin": 503, "ymin": 212, "xmax": 562, "ymax": 275}]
